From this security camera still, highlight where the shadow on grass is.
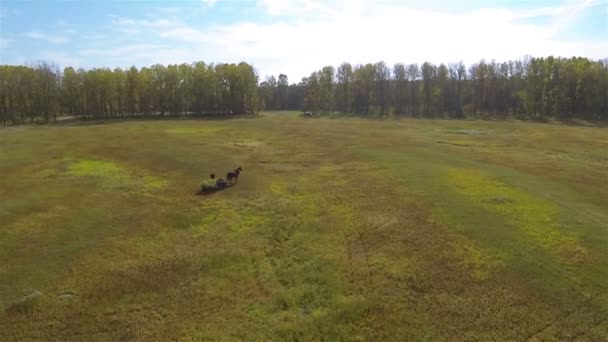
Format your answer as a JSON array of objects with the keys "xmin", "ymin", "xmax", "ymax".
[
  {"xmin": 549, "ymin": 118, "xmax": 608, "ymax": 128},
  {"xmin": 328, "ymin": 113, "xmax": 608, "ymax": 127},
  {"xmin": 195, "ymin": 182, "xmax": 239, "ymax": 196},
  {"xmin": 14, "ymin": 112, "xmax": 606, "ymax": 128},
  {"xmin": 53, "ymin": 114, "xmax": 260, "ymax": 126}
]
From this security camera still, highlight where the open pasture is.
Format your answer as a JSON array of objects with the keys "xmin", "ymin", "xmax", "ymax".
[{"xmin": 1, "ymin": 112, "xmax": 607, "ymax": 340}]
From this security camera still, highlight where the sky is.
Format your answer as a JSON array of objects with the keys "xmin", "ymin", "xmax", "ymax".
[{"xmin": 0, "ymin": 0, "xmax": 607, "ymax": 82}]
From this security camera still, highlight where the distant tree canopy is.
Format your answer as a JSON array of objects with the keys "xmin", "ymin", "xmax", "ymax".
[
  {"xmin": 294, "ymin": 57, "xmax": 608, "ymax": 121},
  {"xmin": 0, "ymin": 61, "xmax": 260, "ymax": 124},
  {"xmin": 0, "ymin": 56, "xmax": 607, "ymax": 125}
]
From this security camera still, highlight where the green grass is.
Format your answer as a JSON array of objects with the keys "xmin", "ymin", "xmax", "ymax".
[{"xmin": 1, "ymin": 112, "xmax": 607, "ymax": 340}]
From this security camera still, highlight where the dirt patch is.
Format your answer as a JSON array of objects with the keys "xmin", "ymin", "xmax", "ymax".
[
  {"xmin": 366, "ymin": 214, "xmax": 399, "ymax": 230},
  {"xmin": 0, "ymin": 126, "xmax": 28, "ymax": 134},
  {"xmin": 57, "ymin": 292, "xmax": 76, "ymax": 301},
  {"xmin": 442, "ymin": 129, "xmax": 492, "ymax": 135},
  {"xmin": 165, "ymin": 127, "xmax": 225, "ymax": 135},
  {"xmin": 5, "ymin": 290, "xmax": 43, "ymax": 314},
  {"xmin": 258, "ymin": 161, "xmax": 305, "ymax": 172},
  {"xmin": 437, "ymin": 141, "xmax": 471, "ymax": 147},
  {"xmin": 231, "ymin": 139, "xmax": 266, "ymax": 148},
  {"xmin": 489, "ymin": 196, "xmax": 514, "ymax": 204}
]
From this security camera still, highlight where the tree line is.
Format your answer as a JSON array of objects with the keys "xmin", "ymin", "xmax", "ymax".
[
  {"xmin": 1, "ymin": 56, "xmax": 607, "ymax": 125},
  {"xmin": 262, "ymin": 56, "xmax": 608, "ymax": 121},
  {"xmin": 0, "ymin": 62, "xmax": 260, "ymax": 125}
]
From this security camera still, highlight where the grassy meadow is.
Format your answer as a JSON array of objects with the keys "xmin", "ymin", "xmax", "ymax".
[{"xmin": 1, "ymin": 112, "xmax": 607, "ymax": 340}]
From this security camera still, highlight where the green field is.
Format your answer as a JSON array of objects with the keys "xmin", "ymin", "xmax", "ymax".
[{"xmin": 1, "ymin": 112, "xmax": 607, "ymax": 340}]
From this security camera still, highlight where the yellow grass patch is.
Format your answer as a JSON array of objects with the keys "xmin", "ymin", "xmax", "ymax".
[
  {"xmin": 428, "ymin": 212, "xmax": 505, "ymax": 280},
  {"xmin": 63, "ymin": 158, "xmax": 168, "ymax": 193},
  {"xmin": 192, "ymin": 198, "xmax": 272, "ymax": 236},
  {"xmin": 165, "ymin": 126, "xmax": 225, "ymax": 135},
  {"xmin": 446, "ymin": 168, "xmax": 587, "ymax": 263},
  {"xmin": 450, "ymin": 235, "xmax": 505, "ymax": 281},
  {"xmin": 5, "ymin": 205, "xmax": 69, "ymax": 236}
]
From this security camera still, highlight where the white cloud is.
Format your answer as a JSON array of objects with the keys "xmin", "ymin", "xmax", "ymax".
[
  {"xmin": 80, "ymin": 44, "xmax": 166, "ymax": 57},
  {"xmin": 82, "ymin": 33, "xmax": 108, "ymax": 41},
  {"xmin": 160, "ymin": 26, "xmax": 214, "ymax": 43},
  {"xmin": 119, "ymin": 0, "xmax": 605, "ymax": 80},
  {"xmin": 39, "ymin": 51, "xmax": 82, "ymax": 67},
  {"xmin": 202, "ymin": 0, "xmax": 218, "ymax": 7},
  {"xmin": 545, "ymin": 0, "xmax": 606, "ymax": 35},
  {"xmin": 109, "ymin": 15, "xmax": 178, "ymax": 35},
  {"xmin": 0, "ymin": 7, "xmax": 18, "ymax": 18},
  {"xmin": 111, "ymin": 17, "xmax": 175, "ymax": 29},
  {"xmin": 0, "ymin": 7, "xmax": 20, "ymax": 19},
  {"xmin": 0, "ymin": 38, "xmax": 10, "ymax": 48},
  {"xmin": 256, "ymin": 0, "xmax": 338, "ymax": 16},
  {"xmin": 157, "ymin": 7, "xmax": 180, "ymax": 14},
  {"xmin": 26, "ymin": 31, "xmax": 69, "ymax": 44},
  {"xmin": 40, "ymin": 0, "xmax": 606, "ymax": 79}
]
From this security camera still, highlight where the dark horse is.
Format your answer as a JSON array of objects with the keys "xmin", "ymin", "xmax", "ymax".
[{"xmin": 226, "ymin": 167, "xmax": 242, "ymax": 183}]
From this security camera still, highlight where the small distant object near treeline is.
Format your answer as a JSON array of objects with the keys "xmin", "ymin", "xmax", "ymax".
[{"xmin": 301, "ymin": 111, "xmax": 319, "ymax": 118}]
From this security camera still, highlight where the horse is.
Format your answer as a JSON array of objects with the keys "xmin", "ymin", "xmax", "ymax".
[{"xmin": 226, "ymin": 166, "xmax": 242, "ymax": 183}]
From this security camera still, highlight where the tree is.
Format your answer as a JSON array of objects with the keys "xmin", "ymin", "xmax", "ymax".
[
  {"xmin": 337, "ymin": 62, "xmax": 353, "ymax": 113},
  {"xmin": 125, "ymin": 66, "xmax": 139, "ymax": 117},
  {"xmin": 406, "ymin": 64, "xmax": 420, "ymax": 117},
  {"xmin": 319, "ymin": 66, "xmax": 335, "ymax": 115},
  {"xmin": 447, "ymin": 62, "xmax": 465, "ymax": 117},
  {"xmin": 437, "ymin": 63, "xmax": 449, "ymax": 115},
  {"xmin": 393, "ymin": 63, "xmax": 407, "ymax": 116},
  {"xmin": 374, "ymin": 62, "xmax": 391, "ymax": 117},
  {"xmin": 237, "ymin": 62, "xmax": 259, "ymax": 115},
  {"xmin": 2, "ymin": 57, "xmax": 607, "ymax": 124},
  {"xmin": 62, "ymin": 67, "xmax": 81, "ymax": 117},
  {"xmin": 304, "ymin": 72, "xmax": 321, "ymax": 114},
  {"xmin": 33, "ymin": 63, "xmax": 60, "ymax": 123},
  {"xmin": 352, "ymin": 64, "xmax": 375, "ymax": 116},
  {"xmin": 277, "ymin": 74, "xmax": 289, "ymax": 110},
  {"xmin": 420, "ymin": 62, "xmax": 436, "ymax": 116}
]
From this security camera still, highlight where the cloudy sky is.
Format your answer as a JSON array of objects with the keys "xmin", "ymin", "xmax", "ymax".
[{"xmin": 0, "ymin": 0, "xmax": 606, "ymax": 82}]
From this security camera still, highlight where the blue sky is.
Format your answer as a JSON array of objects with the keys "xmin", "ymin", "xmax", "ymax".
[{"xmin": 0, "ymin": 0, "xmax": 606, "ymax": 81}]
